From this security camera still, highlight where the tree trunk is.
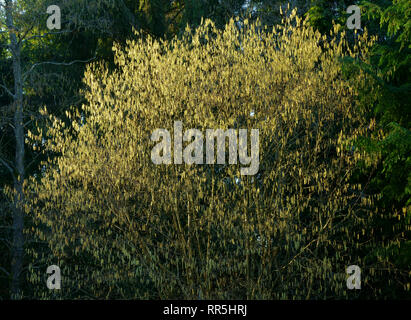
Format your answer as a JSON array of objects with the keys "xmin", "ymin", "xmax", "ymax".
[{"xmin": 5, "ymin": 0, "xmax": 25, "ymax": 300}]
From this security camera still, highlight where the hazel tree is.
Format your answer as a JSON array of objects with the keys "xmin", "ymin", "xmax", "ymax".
[{"xmin": 26, "ymin": 12, "xmax": 401, "ymax": 299}]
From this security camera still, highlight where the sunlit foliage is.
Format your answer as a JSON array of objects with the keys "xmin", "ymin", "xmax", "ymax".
[{"xmin": 25, "ymin": 11, "xmax": 408, "ymax": 299}]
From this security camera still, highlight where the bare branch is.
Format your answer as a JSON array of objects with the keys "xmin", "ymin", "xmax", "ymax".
[
  {"xmin": 0, "ymin": 158, "xmax": 16, "ymax": 183},
  {"xmin": 0, "ymin": 266, "xmax": 10, "ymax": 277},
  {"xmin": 17, "ymin": 24, "xmax": 34, "ymax": 44},
  {"xmin": 22, "ymin": 29, "xmax": 73, "ymax": 43},
  {"xmin": 23, "ymin": 56, "xmax": 97, "ymax": 81},
  {"xmin": 0, "ymin": 157, "xmax": 15, "ymax": 179},
  {"xmin": 0, "ymin": 157, "xmax": 13, "ymax": 171},
  {"xmin": 0, "ymin": 83, "xmax": 15, "ymax": 98}
]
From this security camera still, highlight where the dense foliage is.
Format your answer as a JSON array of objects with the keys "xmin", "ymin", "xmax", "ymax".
[{"xmin": 24, "ymin": 12, "xmax": 408, "ymax": 299}]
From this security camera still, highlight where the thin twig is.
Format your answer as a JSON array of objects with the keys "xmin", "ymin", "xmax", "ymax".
[
  {"xmin": 22, "ymin": 29, "xmax": 72, "ymax": 43},
  {"xmin": 0, "ymin": 83, "xmax": 14, "ymax": 98},
  {"xmin": 0, "ymin": 157, "xmax": 14, "ymax": 176},
  {"xmin": 23, "ymin": 56, "xmax": 97, "ymax": 80},
  {"xmin": 0, "ymin": 266, "xmax": 10, "ymax": 277}
]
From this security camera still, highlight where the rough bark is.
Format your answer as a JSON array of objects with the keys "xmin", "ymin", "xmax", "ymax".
[{"xmin": 5, "ymin": 0, "xmax": 25, "ymax": 300}]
